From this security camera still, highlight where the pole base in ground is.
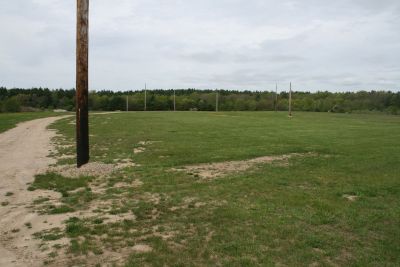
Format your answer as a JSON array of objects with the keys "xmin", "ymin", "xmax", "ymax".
[{"xmin": 76, "ymin": 0, "xmax": 90, "ymax": 168}]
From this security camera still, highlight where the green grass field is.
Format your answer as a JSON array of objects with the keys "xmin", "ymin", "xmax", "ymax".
[
  {"xmin": 31, "ymin": 112, "xmax": 400, "ymax": 266},
  {"xmin": 0, "ymin": 111, "xmax": 62, "ymax": 133}
]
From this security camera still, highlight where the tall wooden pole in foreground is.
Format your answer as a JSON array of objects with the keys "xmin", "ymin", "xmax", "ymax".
[
  {"xmin": 76, "ymin": 0, "xmax": 89, "ymax": 167},
  {"xmin": 289, "ymin": 82, "xmax": 292, "ymax": 117}
]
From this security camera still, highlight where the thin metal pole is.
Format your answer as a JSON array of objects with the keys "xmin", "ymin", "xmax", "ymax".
[
  {"xmin": 173, "ymin": 89, "xmax": 176, "ymax": 111},
  {"xmin": 76, "ymin": 0, "xmax": 89, "ymax": 168},
  {"xmin": 275, "ymin": 83, "xmax": 278, "ymax": 112},
  {"xmin": 289, "ymin": 82, "xmax": 292, "ymax": 117},
  {"xmin": 216, "ymin": 90, "xmax": 219, "ymax": 112},
  {"xmin": 144, "ymin": 83, "xmax": 147, "ymax": 111}
]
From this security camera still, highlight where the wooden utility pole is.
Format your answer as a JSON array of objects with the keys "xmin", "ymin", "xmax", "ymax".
[
  {"xmin": 275, "ymin": 83, "xmax": 278, "ymax": 112},
  {"xmin": 144, "ymin": 83, "xmax": 147, "ymax": 111},
  {"xmin": 173, "ymin": 89, "xmax": 176, "ymax": 111},
  {"xmin": 76, "ymin": 0, "xmax": 89, "ymax": 168},
  {"xmin": 289, "ymin": 82, "xmax": 292, "ymax": 117},
  {"xmin": 216, "ymin": 90, "xmax": 219, "ymax": 112}
]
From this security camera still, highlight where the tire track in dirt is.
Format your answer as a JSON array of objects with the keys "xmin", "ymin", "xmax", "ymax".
[{"xmin": 0, "ymin": 116, "xmax": 70, "ymax": 267}]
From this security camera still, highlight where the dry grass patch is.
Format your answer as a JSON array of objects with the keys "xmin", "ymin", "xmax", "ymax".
[
  {"xmin": 132, "ymin": 244, "xmax": 153, "ymax": 253},
  {"xmin": 133, "ymin": 140, "xmax": 161, "ymax": 154},
  {"xmin": 175, "ymin": 152, "xmax": 318, "ymax": 179},
  {"xmin": 343, "ymin": 194, "xmax": 359, "ymax": 202}
]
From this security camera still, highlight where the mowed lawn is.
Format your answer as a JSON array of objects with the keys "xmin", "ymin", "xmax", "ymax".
[{"xmin": 42, "ymin": 112, "xmax": 400, "ymax": 266}]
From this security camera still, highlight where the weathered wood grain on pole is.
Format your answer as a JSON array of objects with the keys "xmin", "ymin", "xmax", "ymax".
[
  {"xmin": 76, "ymin": 0, "xmax": 89, "ymax": 167},
  {"xmin": 289, "ymin": 82, "xmax": 292, "ymax": 117}
]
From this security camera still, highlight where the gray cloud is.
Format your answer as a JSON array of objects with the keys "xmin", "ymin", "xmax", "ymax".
[{"xmin": 0, "ymin": 0, "xmax": 399, "ymax": 91}]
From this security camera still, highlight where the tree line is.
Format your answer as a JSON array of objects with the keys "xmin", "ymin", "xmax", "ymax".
[{"xmin": 0, "ymin": 87, "xmax": 399, "ymax": 114}]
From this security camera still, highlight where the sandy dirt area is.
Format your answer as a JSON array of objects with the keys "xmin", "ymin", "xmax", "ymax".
[
  {"xmin": 0, "ymin": 116, "xmax": 70, "ymax": 267},
  {"xmin": 176, "ymin": 152, "xmax": 318, "ymax": 179}
]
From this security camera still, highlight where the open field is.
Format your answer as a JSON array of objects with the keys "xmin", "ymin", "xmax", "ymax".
[
  {"xmin": 1, "ymin": 111, "xmax": 400, "ymax": 266},
  {"xmin": 0, "ymin": 112, "xmax": 63, "ymax": 133}
]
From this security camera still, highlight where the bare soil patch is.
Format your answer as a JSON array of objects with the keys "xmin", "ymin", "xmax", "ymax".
[
  {"xmin": 132, "ymin": 244, "xmax": 153, "ymax": 253},
  {"xmin": 0, "ymin": 116, "xmax": 71, "ymax": 267},
  {"xmin": 133, "ymin": 140, "xmax": 161, "ymax": 154},
  {"xmin": 343, "ymin": 194, "xmax": 358, "ymax": 202},
  {"xmin": 134, "ymin": 147, "xmax": 146, "ymax": 154},
  {"xmin": 0, "ymin": 114, "xmax": 141, "ymax": 267},
  {"xmin": 114, "ymin": 179, "xmax": 143, "ymax": 189},
  {"xmin": 48, "ymin": 161, "xmax": 137, "ymax": 178},
  {"xmin": 176, "ymin": 152, "xmax": 317, "ymax": 179}
]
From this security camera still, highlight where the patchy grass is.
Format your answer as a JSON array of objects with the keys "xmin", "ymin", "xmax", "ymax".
[
  {"xmin": 29, "ymin": 173, "xmax": 96, "ymax": 215},
  {"xmin": 38, "ymin": 111, "xmax": 400, "ymax": 266},
  {"xmin": 47, "ymin": 205, "xmax": 76, "ymax": 214},
  {"xmin": 62, "ymin": 188, "xmax": 96, "ymax": 208},
  {"xmin": 0, "ymin": 111, "xmax": 62, "ymax": 133},
  {"xmin": 33, "ymin": 197, "xmax": 50, "ymax": 205},
  {"xmin": 34, "ymin": 228, "xmax": 64, "ymax": 241},
  {"xmin": 29, "ymin": 173, "xmax": 93, "ymax": 196}
]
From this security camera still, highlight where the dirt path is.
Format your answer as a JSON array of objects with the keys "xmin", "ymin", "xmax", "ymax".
[{"xmin": 0, "ymin": 116, "xmax": 70, "ymax": 267}]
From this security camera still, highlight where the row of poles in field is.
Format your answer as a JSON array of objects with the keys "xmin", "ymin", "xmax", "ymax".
[
  {"xmin": 125, "ymin": 82, "xmax": 293, "ymax": 116},
  {"xmin": 75, "ymin": 0, "xmax": 292, "ymax": 167}
]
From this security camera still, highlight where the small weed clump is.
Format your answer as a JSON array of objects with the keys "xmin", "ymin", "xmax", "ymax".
[
  {"xmin": 33, "ymin": 228, "xmax": 64, "ymax": 241},
  {"xmin": 65, "ymin": 217, "xmax": 90, "ymax": 238},
  {"xmin": 48, "ymin": 205, "xmax": 75, "ymax": 214},
  {"xmin": 33, "ymin": 197, "xmax": 50, "ymax": 205}
]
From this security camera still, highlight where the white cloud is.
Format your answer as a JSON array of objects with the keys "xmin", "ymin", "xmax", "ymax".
[{"xmin": 0, "ymin": 0, "xmax": 399, "ymax": 91}]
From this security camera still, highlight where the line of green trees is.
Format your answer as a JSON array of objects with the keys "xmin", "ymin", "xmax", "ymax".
[{"xmin": 0, "ymin": 87, "xmax": 399, "ymax": 114}]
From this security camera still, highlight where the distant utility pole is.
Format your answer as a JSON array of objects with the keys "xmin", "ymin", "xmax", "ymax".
[
  {"xmin": 173, "ymin": 89, "xmax": 176, "ymax": 111},
  {"xmin": 76, "ymin": 0, "xmax": 89, "ymax": 168},
  {"xmin": 275, "ymin": 83, "xmax": 278, "ymax": 112},
  {"xmin": 144, "ymin": 83, "xmax": 147, "ymax": 111},
  {"xmin": 289, "ymin": 82, "xmax": 292, "ymax": 117},
  {"xmin": 126, "ymin": 95, "xmax": 129, "ymax": 112},
  {"xmin": 216, "ymin": 90, "xmax": 219, "ymax": 112}
]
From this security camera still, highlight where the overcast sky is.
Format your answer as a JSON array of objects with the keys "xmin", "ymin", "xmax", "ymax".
[{"xmin": 0, "ymin": 0, "xmax": 399, "ymax": 92}]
